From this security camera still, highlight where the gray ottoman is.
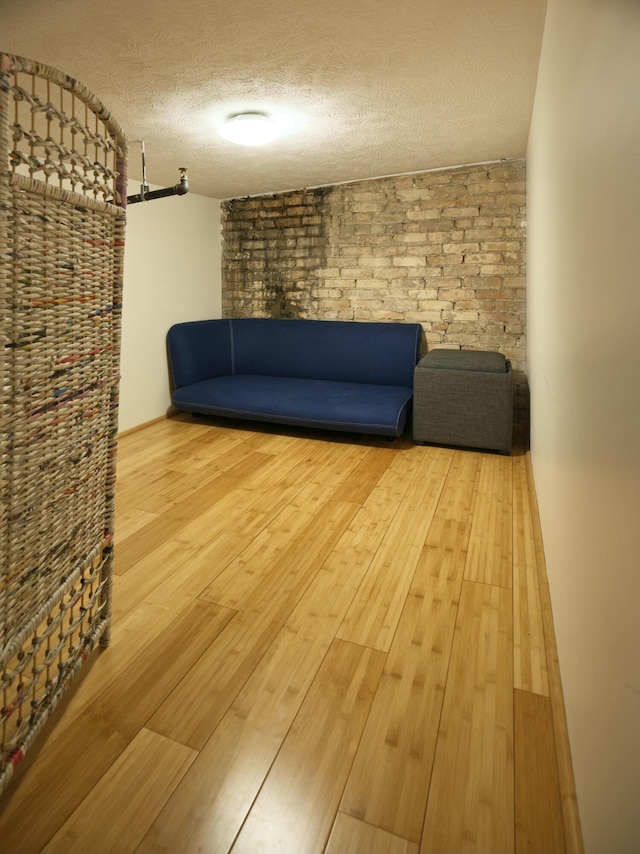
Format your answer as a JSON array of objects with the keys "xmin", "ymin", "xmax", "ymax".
[{"xmin": 413, "ymin": 349, "xmax": 513, "ymax": 454}]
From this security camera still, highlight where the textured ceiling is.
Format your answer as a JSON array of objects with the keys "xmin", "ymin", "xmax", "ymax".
[{"xmin": 1, "ymin": 0, "xmax": 547, "ymax": 199}]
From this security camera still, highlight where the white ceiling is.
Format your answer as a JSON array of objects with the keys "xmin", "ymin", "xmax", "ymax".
[{"xmin": 2, "ymin": 0, "xmax": 547, "ymax": 200}]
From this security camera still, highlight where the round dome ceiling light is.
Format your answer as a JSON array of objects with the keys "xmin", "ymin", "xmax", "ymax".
[{"xmin": 219, "ymin": 112, "xmax": 284, "ymax": 147}]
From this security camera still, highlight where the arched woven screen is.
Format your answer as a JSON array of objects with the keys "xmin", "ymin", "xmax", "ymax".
[{"xmin": 0, "ymin": 53, "xmax": 127, "ymax": 793}]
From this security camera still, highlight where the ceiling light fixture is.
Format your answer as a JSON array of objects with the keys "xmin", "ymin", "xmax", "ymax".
[{"xmin": 218, "ymin": 112, "xmax": 285, "ymax": 147}]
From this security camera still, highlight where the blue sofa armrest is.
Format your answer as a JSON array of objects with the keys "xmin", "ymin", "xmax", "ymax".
[{"xmin": 167, "ymin": 319, "xmax": 233, "ymax": 389}]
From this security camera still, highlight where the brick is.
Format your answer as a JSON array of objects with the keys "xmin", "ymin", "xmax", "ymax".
[
  {"xmin": 409, "ymin": 287, "xmax": 439, "ymax": 300},
  {"xmin": 393, "ymin": 256, "xmax": 426, "ymax": 266},
  {"xmin": 463, "ymin": 228, "xmax": 506, "ymax": 240},
  {"xmin": 415, "ymin": 172, "xmax": 452, "ymax": 186},
  {"xmin": 416, "ymin": 308, "xmax": 448, "ymax": 322},
  {"xmin": 349, "ymin": 191, "xmax": 388, "ymax": 204},
  {"xmin": 479, "ymin": 310, "xmax": 522, "ymax": 325},
  {"xmin": 425, "ymin": 243, "xmax": 447, "ymax": 256},
  {"xmin": 357, "ymin": 255, "xmax": 393, "ymax": 267},
  {"xmin": 466, "ymin": 181, "xmax": 506, "ymax": 195},
  {"xmin": 428, "ymin": 231, "xmax": 464, "ymax": 242},
  {"xmin": 394, "ymin": 188, "xmax": 433, "ymax": 201},
  {"xmin": 456, "ymin": 299, "xmax": 494, "ymax": 311},
  {"xmin": 442, "ymin": 242, "xmax": 480, "ymax": 254},
  {"xmin": 467, "ymin": 275, "xmax": 502, "ymax": 287},
  {"xmin": 351, "ymin": 202, "xmax": 384, "ymax": 213},
  {"xmin": 442, "ymin": 310, "xmax": 480, "ymax": 322},
  {"xmin": 428, "ymin": 254, "xmax": 460, "ymax": 266},
  {"xmin": 443, "ymin": 206, "xmax": 480, "ymax": 217},
  {"xmin": 406, "ymin": 209, "xmax": 446, "ymax": 221},
  {"xmin": 480, "ymin": 241, "xmax": 521, "ymax": 252},
  {"xmin": 476, "ymin": 288, "xmax": 512, "ymax": 301},
  {"xmin": 373, "ymin": 267, "xmax": 407, "ymax": 279},
  {"xmin": 504, "ymin": 323, "xmax": 525, "ymax": 335},
  {"xmin": 462, "ymin": 252, "xmax": 504, "ymax": 264},
  {"xmin": 481, "ymin": 265, "xmax": 521, "ymax": 275},
  {"xmin": 437, "ymin": 288, "xmax": 470, "ymax": 301},
  {"xmin": 442, "ymin": 265, "xmax": 480, "ymax": 276},
  {"xmin": 487, "ymin": 165, "xmax": 525, "ymax": 180},
  {"xmin": 502, "ymin": 193, "xmax": 526, "ymax": 205},
  {"xmin": 393, "ymin": 232, "xmax": 428, "ymax": 243}
]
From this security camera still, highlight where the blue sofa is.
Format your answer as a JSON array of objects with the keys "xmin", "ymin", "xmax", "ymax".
[{"xmin": 166, "ymin": 317, "xmax": 423, "ymax": 437}]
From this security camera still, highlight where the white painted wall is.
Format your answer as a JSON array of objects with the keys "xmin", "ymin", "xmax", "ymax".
[
  {"xmin": 527, "ymin": 1, "xmax": 640, "ymax": 850},
  {"xmin": 118, "ymin": 184, "xmax": 221, "ymax": 432}
]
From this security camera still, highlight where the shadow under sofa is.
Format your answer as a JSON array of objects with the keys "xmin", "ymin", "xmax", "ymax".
[{"xmin": 166, "ymin": 317, "xmax": 423, "ymax": 438}]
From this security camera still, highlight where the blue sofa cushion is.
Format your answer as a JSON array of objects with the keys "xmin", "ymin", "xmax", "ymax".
[{"xmin": 171, "ymin": 375, "xmax": 414, "ymax": 436}]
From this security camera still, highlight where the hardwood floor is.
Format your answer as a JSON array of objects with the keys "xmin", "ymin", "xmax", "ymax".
[{"xmin": 0, "ymin": 414, "xmax": 580, "ymax": 853}]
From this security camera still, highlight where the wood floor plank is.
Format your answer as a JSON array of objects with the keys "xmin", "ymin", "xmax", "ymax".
[
  {"xmin": 115, "ymin": 422, "xmax": 214, "ymax": 476},
  {"xmin": 513, "ymin": 455, "xmax": 549, "ymax": 695},
  {"xmin": 138, "ymin": 522, "xmax": 375, "ymax": 854},
  {"xmin": 165, "ymin": 450, "xmax": 276, "ymax": 520},
  {"xmin": 340, "ymin": 452, "xmax": 481, "ymax": 843},
  {"xmin": 147, "ymin": 529, "xmax": 253, "ymax": 610},
  {"xmin": 113, "ymin": 506, "xmax": 158, "ymax": 543},
  {"xmin": 41, "ymin": 729, "xmax": 197, "ymax": 854},
  {"xmin": 198, "ymin": 487, "xmax": 332, "ymax": 610},
  {"xmin": 325, "ymin": 443, "xmax": 420, "ymax": 567},
  {"xmin": 27, "ymin": 598, "xmax": 203, "ymax": 751},
  {"xmin": 326, "ymin": 812, "xmax": 419, "ymax": 854},
  {"xmin": 115, "ymin": 468, "xmax": 189, "ymax": 516},
  {"xmin": 88, "ymin": 599, "xmax": 236, "ymax": 739},
  {"xmin": 514, "ymin": 689, "xmax": 565, "ymax": 853},
  {"xmin": 230, "ymin": 639, "xmax": 386, "ymax": 854},
  {"xmin": 113, "ymin": 451, "xmax": 274, "ymax": 573},
  {"xmin": 465, "ymin": 454, "xmax": 513, "ymax": 588},
  {"xmin": 0, "ymin": 710, "xmax": 130, "ymax": 854},
  {"xmin": 113, "ymin": 513, "xmax": 197, "ymax": 576},
  {"xmin": 168, "ymin": 438, "xmax": 330, "ymax": 547},
  {"xmin": 421, "ymin": 580, "xmax": 514, "ymax": 853},
  {"xmin": 147, "ymin": 499, "xmax": 359, "ymax": 749},
  {"xmin": 126, "ymin": 423, "xmax": 250, "ymax": 478},
  {"xmin": 169, "ymin": 432, "xmax": 270, "ymax": 474},
  {"xmin": 173, "ymin": 435, "xmax": 365, "ymax": 550},
  {"xmin": 112, "ymin": 536, "xmax": 202, "ymax": 617},
  {"xmin": 331, "ymin": 444, "xmax": 395, "ymax": 504},
  {"xmin": 337, "ymin": 446, "xmax": 452, "ymax": 651},
  {"xmin": 198, "ymin": 443, "xmax": 369, "ymax": 609}
]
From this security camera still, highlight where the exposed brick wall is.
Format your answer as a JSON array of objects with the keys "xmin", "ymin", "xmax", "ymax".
[{"xmin": 221, "ymin": 160, "xmax": 529, "ymax": 434}]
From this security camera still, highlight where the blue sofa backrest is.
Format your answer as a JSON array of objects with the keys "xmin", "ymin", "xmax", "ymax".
[{"xmin": 167, "ymin": 318, "xmax": 422, "ymax": 389}]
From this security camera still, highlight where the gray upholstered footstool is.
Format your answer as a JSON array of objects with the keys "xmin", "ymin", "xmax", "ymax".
[{"xmin": 413, "ymin": 349, "xmax": 513, "ymax": 454}]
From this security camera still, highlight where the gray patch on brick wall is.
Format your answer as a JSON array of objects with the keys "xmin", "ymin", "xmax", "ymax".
[{"xmin": 222, "ymin": 186, "xmax": 333, "ymax": 320}]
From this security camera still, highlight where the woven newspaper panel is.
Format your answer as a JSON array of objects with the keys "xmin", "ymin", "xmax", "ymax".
[{"xmin": 0, "ymin": 53, "xmax": 127, "ymax": 792}]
